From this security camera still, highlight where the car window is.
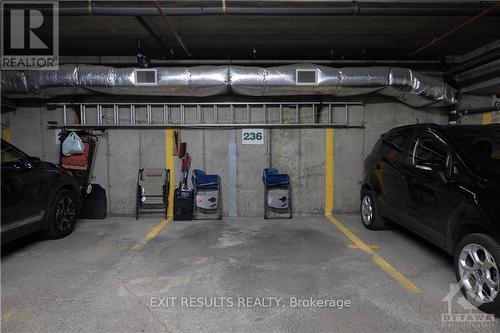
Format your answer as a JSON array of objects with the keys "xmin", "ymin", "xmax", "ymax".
[
  {"xmin": 448, "ymin": 129, "xmax": 500, "ymax": 176},
  {"xmin": 467, "ymin": 136, "xmax": 500, "ymax": 160},
  {"xmin": 385, "ymin": 132, "xmax": 409, "ymax": 151},
  {"xmin": 409, "ymin": 134, "xmax": 447, "ymax": 167},
  {"xmin": 1, "ymin": 142, "xmax": 27, "ymax": 163},
  {"xmin": 382, "ymin": 131, "xmax": 409, "ymax": 161}
]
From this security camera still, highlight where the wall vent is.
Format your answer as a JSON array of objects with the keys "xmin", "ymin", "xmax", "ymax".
[
  {"xmin": 296, "ymin": 69, "xmax": 318, "ymax": 85},
  {"xmin": 134, "ymin": 69, "xmax": 158, "ymax": 86}
]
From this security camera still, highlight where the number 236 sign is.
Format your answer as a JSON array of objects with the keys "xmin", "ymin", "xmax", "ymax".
[{"xmin": 242, "ymin": 129, "xmax": 264, "ymax": 145}]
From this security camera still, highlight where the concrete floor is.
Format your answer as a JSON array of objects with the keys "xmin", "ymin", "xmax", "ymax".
[{"xmin": 1, "ymin": 214, "xmax": 498, "ymax": 332}]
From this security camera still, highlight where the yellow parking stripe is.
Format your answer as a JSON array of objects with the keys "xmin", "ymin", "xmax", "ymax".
[
  {"xmin": 348, "ymin": 243, "xmax": 379, "ymax": 250},
  {"xmin": 131, "ymin": 218, "xmax": 172, "ymax": 251},
  {"xmin": 372, "ymin": 254, "xmax": 421, "ymax": 293},
  {"xmin": 326, "ymin": 214, "xmax": 421, "ymax": 294}
]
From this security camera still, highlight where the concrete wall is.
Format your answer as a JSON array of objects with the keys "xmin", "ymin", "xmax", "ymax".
[
  {"xmin": 459, "ymin": 95, "xmax": 500, "ymax": 125},
  {"xmin": 2, "ymin": 101, "xmax": 449, "ymax": 216}
]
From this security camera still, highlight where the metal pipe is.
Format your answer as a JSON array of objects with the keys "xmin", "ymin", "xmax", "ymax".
[
  {"xmin": 59, "ymin": 56, "xmax": 446, "ymax": 66},
  {"xmin": 47, "ymin": 123, "xmax": 365, "ymax": 130},
  {"xmin": 409, "ymin": 2, "xmax": 500, "ymax": 57},
  {"xmin": 112, "ymin": 105, "xmax": 116, "ymax": 124},
  {"xmin": 448, "ymin": 109, "xmax": 458, "ymax": 125},
  {"xmin": 151, "ymin": 0, "xmax": 191, "ymax": 57},
  {"xmin": 135, "ymin": 16, "xmax": 168, "ymax": 55},
  {"xmin": 63, "ymin": 105, "xmax": 67, "ymax": 124},
  {"xmin": 52, "ymin": 3, "xmax": 500, "ymax": 17}
]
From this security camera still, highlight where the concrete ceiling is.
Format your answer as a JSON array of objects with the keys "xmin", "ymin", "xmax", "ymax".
[
  {"xmin": 18, "ymin": 0, "xmax": 496, "ymax": 62},
  {"xmin": 56, "ymin": 14, "xmax": 500, "ymax": 61},
  {"xmin": 3, "ymin": 1, "xmax": 500, "ymax": 96}
]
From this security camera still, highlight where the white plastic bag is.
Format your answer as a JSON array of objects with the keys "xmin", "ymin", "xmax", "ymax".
[{"xmin": 62, "ymin": 132, "xmax": 84, "ymax": 156}]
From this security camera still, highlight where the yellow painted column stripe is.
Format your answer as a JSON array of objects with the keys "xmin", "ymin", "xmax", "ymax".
[
  {"xmin": 482, "ymin": 112, "xmax": 493, "ymax": 125},
  {"xmin": 324, "ymin": 128, "xmax": 334, "ymax": 215},
  {"xmin": 165, "ymin": 129, "xmax": 175, "ymax": 218},
  {"xmin": 326, "ymin": 215, "xmax": 421, "ymax": 294}
]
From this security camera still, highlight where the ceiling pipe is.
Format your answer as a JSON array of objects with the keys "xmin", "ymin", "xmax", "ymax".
[
  {"xmin": 135, "ymin": 16, "xmax": 169, "ymax": 57},
  {"xmin": 48, "ymin": 2, "xmax": 500, "ymax": 16},
  {"xmin": 409, "ymin": 2, "xmax": 500, "ymax": 57},
  {"xmin": 58, "ymin": 56, "xmax": 446, "ymax": 66},
  {"xmin": 151, "ymin": 0, "xmax": 191, "ymax": 57}
]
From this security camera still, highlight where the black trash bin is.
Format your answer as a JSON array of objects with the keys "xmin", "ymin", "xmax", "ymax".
[
  {"xmin": 79, "ymin": 184, "xmax": 107, "ymax": 219},
  {"xmin": 173, "ymin": 188, "xmax": 194, "ymax": 221}
]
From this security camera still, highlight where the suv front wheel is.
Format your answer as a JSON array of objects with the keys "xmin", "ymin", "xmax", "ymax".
[{"xmin": 455, "ymin": 233, "xmax": 500, "ymax": 314}]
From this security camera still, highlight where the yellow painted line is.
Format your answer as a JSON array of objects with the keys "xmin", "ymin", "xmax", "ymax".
[
  {"xmin": 348, "ymin": 243, "xmax": 379, "ymax": 250},
  {"xmin": 1, "ymin": 128, "xmax": 11, "ymax": 142},
  {"xmin": 131, "ymin": 218, "xmax": 172, "ymax": 251},
  {"xmin": 482, "ymin": 112, "xmax": 493, "ymax": 125},
  {"xmin": 2, "ymin": 309, "xmax": 14, "ymax": 321},
  {"xmin": 326, "ymin": 214, "xmax": 421, "ymax": 294},
  {"xmin": 372, "ymin": 254, "xmax": 421, "ymax": 293},
  {"xmin": 324, "ymin": 128, "xmax": 334, "ymax": 215},
  {"xmin": 165, "ymin": 129, "xmax": 175, "ymax": 218}
]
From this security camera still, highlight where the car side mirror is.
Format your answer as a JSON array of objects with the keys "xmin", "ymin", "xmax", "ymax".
[{"xmin": 26, "ymin": 156, "xmax": 41, "ymax": 167}]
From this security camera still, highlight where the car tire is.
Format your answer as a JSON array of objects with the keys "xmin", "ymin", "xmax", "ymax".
[
  {"xmin": 43, "ymin": 189, "xmax": 79, "ymax": 239},
  {"xmin": 360, "ymin": 189, "xmax": 386, "ymax": 230},
  {"xmin": 454, "ymin": 233, "xmax": 500, "ymax": 314}
]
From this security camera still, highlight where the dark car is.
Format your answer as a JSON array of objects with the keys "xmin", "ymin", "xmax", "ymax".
[
  {"xmin": 361, "ymin": 123, "xmax": 500, "ymax": 313},
  {"xmin": 1, "ymin": 139, "xmax": 80, "ymax": 243}
]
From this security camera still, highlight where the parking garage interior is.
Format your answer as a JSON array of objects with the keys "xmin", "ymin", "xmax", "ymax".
[{"xmin": 1, "ymin": 1, "xmax": 500, "ymax": 332}]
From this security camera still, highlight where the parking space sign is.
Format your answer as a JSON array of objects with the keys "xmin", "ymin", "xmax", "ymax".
[{"xmin": 242, "ymin": 129, "xmax": 264, "ymax": 145}]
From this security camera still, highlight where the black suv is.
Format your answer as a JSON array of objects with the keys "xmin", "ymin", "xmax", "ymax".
[
  {"xmin": 1, "ymin": 140, "xmax": 80, "ymax": 243},
  {"xmin": 361, "ymin": 124, "xmax": 500, "ymax": 313}
]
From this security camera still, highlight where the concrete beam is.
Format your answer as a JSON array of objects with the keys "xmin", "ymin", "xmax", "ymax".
[
  {"xmin": 460, "ymin": 76, "xmax": 500, "ymax": 95},
  {"xmin": 454, "ymin": 58, "xmax": 500, "ymax": 83},
  {"xmin": 446, "ymin": 38, "xmax": 500, "ymax": 64}
]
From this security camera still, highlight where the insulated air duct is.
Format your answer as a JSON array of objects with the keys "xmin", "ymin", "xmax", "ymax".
[{"xmin": 1, "ymin": 64, "xmax": 456, "ymax": 107}]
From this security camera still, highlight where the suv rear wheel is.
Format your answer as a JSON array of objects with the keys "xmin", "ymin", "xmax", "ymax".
[
  {"xmin": 360, "ymin": 189, "xmax": 386, "ymax": 230},
  {"xmin": 455, "ymin": 234, "xmax": 500, "ymax": 314}
]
